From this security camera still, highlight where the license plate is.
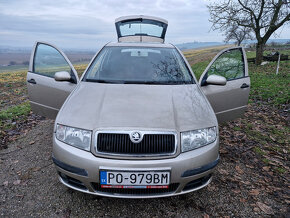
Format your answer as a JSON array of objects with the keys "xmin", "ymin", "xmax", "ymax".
[{"xmin": 100, "ymin": 171, "xmax": 170, "ymax": 188}]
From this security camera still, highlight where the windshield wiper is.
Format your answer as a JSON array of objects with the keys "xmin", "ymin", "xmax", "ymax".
[
  {"xmin": 85, "ymin": 79, "xmax": 124, "ymax": 84},
  {"xmin": 123, "ymin": 81, "xmax": 161, "ymax": 84},
  {"xmin": 124, "ymin": 81, "xmax": 191, "ymax": 85}
]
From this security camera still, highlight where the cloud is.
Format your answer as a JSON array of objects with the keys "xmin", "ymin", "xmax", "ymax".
[{"xmin": 0, "ymin": 0, "xmax": 289, "ymax": 49}]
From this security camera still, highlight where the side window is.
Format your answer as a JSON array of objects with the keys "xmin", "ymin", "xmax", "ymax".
[
  {"xmin": 207, "ymin": 48, "xmax": 244, "ymax": 80},
  {"xmin": 33, "ymin": 44, "xmax": 71, "ymax": 78}
]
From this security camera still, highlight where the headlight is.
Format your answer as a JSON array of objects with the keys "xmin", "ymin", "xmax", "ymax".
[
  {"xmin": 56, "ymin": 124, "xmax": 92, "ymax": 151},
  {"xmin": 181, "ymin": 127, "xmax": 217, "ymax": 152}
]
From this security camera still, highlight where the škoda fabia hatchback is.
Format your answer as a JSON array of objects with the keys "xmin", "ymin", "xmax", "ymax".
[{"xmin": 27, "ymin": 15, "xmax": 250, "ymax": 198}]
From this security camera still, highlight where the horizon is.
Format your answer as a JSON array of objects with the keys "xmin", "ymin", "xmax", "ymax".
[{"xmin": 0, "ymin": 38, "xmax": 289, "ymax": 52}]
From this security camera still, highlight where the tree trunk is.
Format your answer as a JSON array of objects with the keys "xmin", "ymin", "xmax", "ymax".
[{"xmin": 255, "ymin": 41, "xmax": 264, "ymax": 65}]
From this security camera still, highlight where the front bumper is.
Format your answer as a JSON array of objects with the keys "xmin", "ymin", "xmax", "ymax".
[{"xmin": 52, "ymin": 137, "xmax": 219, "ymax": 198}]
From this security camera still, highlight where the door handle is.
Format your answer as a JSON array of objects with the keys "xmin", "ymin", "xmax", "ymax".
[
  {"xmin": 240, "ymin": 83, "xmax": 249, "ymax": 88},
  {"xmin": 27, "ymin": 79, "xmax": 37, "ymax": 84}
]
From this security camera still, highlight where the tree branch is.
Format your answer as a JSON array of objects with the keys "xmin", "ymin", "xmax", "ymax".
[{"xmin": 237, "ymin": 0, "xmax": 257, "ymax": 20}]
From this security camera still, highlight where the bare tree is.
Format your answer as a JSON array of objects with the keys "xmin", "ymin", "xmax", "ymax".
[
  {"xmin": 207, "ymin": 0, "xmax": 290, "ymax": 65},
  {"xmin": 224, "ymin": 25, "xmax": 253, "ymax": 45}
]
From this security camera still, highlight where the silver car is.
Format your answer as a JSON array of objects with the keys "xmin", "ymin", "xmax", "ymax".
[{"xmin": 26, "ymin": 15, "xmax": 250, "ymax": 198}]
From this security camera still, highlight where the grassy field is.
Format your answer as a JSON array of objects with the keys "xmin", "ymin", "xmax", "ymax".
[
  {"xmin": 0, "ymin": 47, "xmax": 289, "ymax": 146},
  {"xmin": 190, "ymin": 49, "xmax": 290, "ymax": 107},
  {"xmin": 183, "ymin": 45, "xmax": 231, "ymax": 65},
  {"xmin": 0, "ymin": 64, "xmax": 88, "ymax": 144}
]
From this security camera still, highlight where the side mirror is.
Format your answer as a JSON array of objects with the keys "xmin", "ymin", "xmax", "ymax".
[
  {"xmin": 54, "ymin": 71, "xmax": 71, "ymax": 82},
  {"xmin": 206, "ymin": 75, "xmax": 227, "ymax": 86}
]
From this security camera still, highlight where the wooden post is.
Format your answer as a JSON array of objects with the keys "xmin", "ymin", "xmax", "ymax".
[{"xmin": 276, "ymin": 52, "xmax": 281, "ymax": 75}]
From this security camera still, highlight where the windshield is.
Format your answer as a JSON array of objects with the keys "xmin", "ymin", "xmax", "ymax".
[{"xmin": 84, "ymin": 46, "xmax": 194, "ymax": 85}]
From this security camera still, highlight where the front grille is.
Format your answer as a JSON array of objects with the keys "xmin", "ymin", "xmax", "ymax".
[
  {"xmin": 92, "ymin": 183, "xmax": 179, "ymax": 195},
  {"xmin": 96, "ymin": 133, "xmax": 176, "ymax": 155}
]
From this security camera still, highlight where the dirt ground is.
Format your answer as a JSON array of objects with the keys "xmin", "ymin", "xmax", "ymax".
[{"xmin": 0, "ymin": 104, "xmax": 288, "ymax": 217}]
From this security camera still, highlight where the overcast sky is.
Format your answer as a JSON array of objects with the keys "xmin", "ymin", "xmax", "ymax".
[{"xmin": 0, "ymin": 0, "xmax": 289, "ymax": 50}]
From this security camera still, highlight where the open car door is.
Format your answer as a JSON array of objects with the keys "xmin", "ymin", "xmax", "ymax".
[
  {"xmin": 27, "ymin": 42, "xmax": 79, "ymax": 119},
  {"xmin": 199, "ymin": 47, "xmax": 250, "ymax": 123}
]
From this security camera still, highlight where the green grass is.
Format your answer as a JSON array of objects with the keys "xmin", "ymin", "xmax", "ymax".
[
  {"xmin": 275, "ymin": 167, "xmax": 286, "ymax": 174},
  {"xmin": 243, "ymin": 121, "xmax": 271, "ymax": 145},
  {"xmin": 0, "ymin": 102, "xmax": 31, "ymax": 130},
  {"xmin": 262, "ymin": 158, "xmax": 270, "ymax": 164},
  {"xmin": 233, "ymin": 126, "xmax": 242, "ymax": 131},
  {"xmin": 253, "ymin": 147, "xmax": 266, "ymax": 156},
  {"xmin": 190, "ymin": 53, "xmax": 290, "ymax": 107},
  {"xmin": 245, "ymin": 51, "xmax": 256, "ymax": 59},
  {"xmin": 268, "ymin": 126, "xmax": 289, "ymax": 144},
  {"xmin": 248, "ymin": 61, "xmax": 289, "ymax": 107},
  {"xmin": 191, "ymin": 60, "xmax": 210, "ymax": 80},
  {"xmin": 269, "ymin": 146, "xmax": 282, "ymax": 153}
]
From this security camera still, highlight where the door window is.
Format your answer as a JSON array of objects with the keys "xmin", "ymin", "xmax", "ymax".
[
  {"xmin": 207, "ymin": 48, "xmax": 244, "ymax": 80},
  {"xmin": 33, "ymin": 44, "xmax": 71, "ymax": 78}
]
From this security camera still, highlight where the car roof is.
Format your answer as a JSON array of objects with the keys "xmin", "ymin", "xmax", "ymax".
[{"xmin": 106, "ymin": 42, "xmax": 175, "ymax": 48}]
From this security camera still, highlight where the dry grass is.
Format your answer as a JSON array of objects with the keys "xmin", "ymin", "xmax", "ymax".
[{"xmin": 183, "ymin": 45, "xmax": 232, "ymax": 65}]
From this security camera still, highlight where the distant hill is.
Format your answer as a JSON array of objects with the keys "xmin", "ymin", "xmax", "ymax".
[
  {"xmin": 175, "ymin": 39, "xmax": 290, "ymax": 50},
  {"xmin": 243, "ymin": 38, "xmax": 290, "ymax": 45},
  {"xmin": 175, "ymin": 41, "xmax": 225, "ymax": 50}
]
